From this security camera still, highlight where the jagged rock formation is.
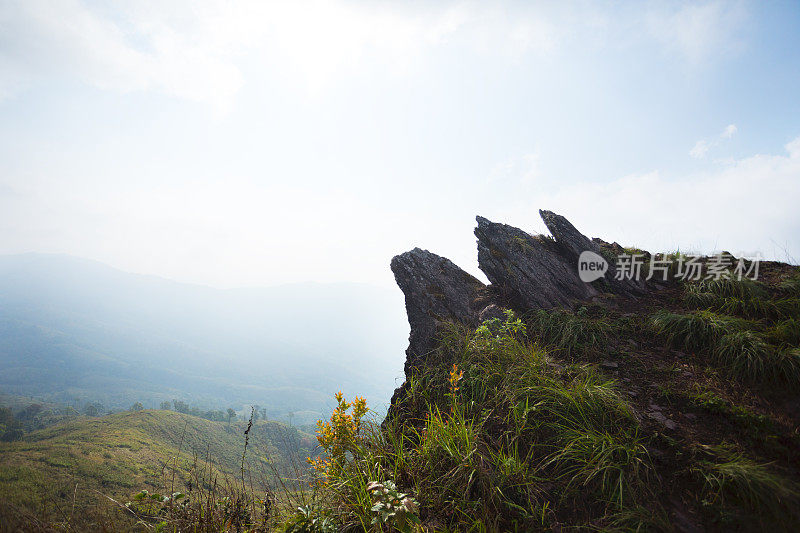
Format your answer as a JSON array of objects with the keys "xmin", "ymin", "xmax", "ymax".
[
  {"xmin": 387, "ymin": 210, "xmax": 649, "ymax": 421},
  {"xmin": 475, "ymin": 214, "xmax": 599, "ymax": 309},
  {"xmin": 539, "ymin": 210, "xmax": 647, "ymax": 295},
  {"xmin": 386, "ymin": 248, "xmax": 491, "ymax": 424},
  {"xmin": 390, "ymin": 247, "xmax": 490, "ymax": 373},
  {"xmin": 476, "ymin": 210, "xmax": 645, "ymax": 310}
]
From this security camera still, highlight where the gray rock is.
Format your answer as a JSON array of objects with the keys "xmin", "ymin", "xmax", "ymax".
[
  {"xmin": 478, "ymin": 303, "xmax": 507, "ymax": 323},
  {"xmin": 475, "ymin": 215, "xmax": 598, "ymax": 309},
  {"xmin": 647, "ymin": 410, "xmax": 677, "ymax": 430},
  {"xmin": 386, "ymin": 248, "xmax": 490, "ymax": 426},
  {"xmin": 390, "ymin": 247, "xmax": 488, "ymax": 373},
  {"xmin": 475, "ymin": 210, "xmax": 646, "ymax": 312},
  {"xmin": 539, "ymin": 209, "xmax": 599, "ymax": 262},
  {"xmin": 541, "ymin": 210, "xmax": 648, "ymax": 296}
]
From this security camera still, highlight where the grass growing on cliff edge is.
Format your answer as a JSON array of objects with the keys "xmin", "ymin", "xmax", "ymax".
[
  {"xmin": 285, "ymin": 312, "xmax": 657, "ymax": 531},
  {"xmin": 651, "ymin": 275, "xmax": 800, "ymax": 386},
  {"xmin": 524, "ymin": 307, "xmax": 612, "ymax": 356}
]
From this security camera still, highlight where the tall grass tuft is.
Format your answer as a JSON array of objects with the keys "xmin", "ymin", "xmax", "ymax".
[
  {"xmin": 692, "ymin": 277, "xmax": 768, "ymax": 300},
  {"xmin": 692, "ymin": 445, "xmax": 799, "ymax": 530},
  {"xmin": 650, "ymin": 310, "xmax": 750, "ymax": 352},
  {"xmin": 651, "ymin": 310, "xmax": 800, "ymax": 385},
  {"xmin": 525, "ymin": 308, "xmax": 612, "ymax": 356},
  {"xmin": 711, "ymin": 331, "xmax": 797, "ymax": 383},
  {"xmin": 778, "ymin": 273, "xmax": 800, "ymax": 296},
  {"xmin": 683, "ymin": 277, "xmax": 789, "ymax": 319}
]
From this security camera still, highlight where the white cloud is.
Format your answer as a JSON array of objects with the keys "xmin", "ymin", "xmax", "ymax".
[
  {"xmin": 722, "ymin": 123, "xmax": 738, "ymax": 139},
  {"xmin": 0, "ymin": 0, "xmax": 562, "ymax": 109},
  {"xmin": 0, "ymin": 0, "xmax": 245, "ymax": 111},
  {"xmin": 690, "ymin": 123, "xmax": 738, "ymax": 158},
  {"xmin": 787, "ymin": 137, "xmax": 800, "ymax": 159},
  {"xmin": 0, "ymin": 1, "xmax": 751, "ymax": 110},
  {"xmin": 532, "ymin": 137, "xmax": 800, "ymax": 263},
  {"xmin": 690, "ymin": 140, "xmax": 711, "ymax": 159}
]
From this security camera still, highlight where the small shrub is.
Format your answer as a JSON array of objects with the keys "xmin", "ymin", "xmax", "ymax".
[
  {"xmin": 308, "ymin": 392, "xmax": 368, "ymax": 485},
  {"xmin": 283, "ymin": 505, "xmax": 338, "ymax": 533},
  {"xmin": 367, "ymin": 480, "xmax": 421, "ymax": 533}
]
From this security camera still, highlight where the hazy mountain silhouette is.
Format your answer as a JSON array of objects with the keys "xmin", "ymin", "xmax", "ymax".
[{"xmin": 0, "ymin": 254, "xmax": 408, "ymax": 423}]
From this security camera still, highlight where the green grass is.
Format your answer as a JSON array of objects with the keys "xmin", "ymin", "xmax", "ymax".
[
  {"xmin": 691, "ymin": 277, "xmax": 768, "ymax": 300},
  {"xmin": 766, "ymin": 317, "xmax": 800, "ymax": 347},
  {"xmin": 658, "ymin": 272, "xmax": 800, "ymax": 387},
  {"xmin": 650, "ymin": 309, "xmax": 751, "ymax": 352},
  {"xmin": 0, "ymin": 410, "xmax": 314, "ymax": 531},
  {"xmin": 292, "ymin": 314, "xmax": 654, "ymax": 531},
  {"xmin": 713, "ymin": 331, "xmax": 800, "ymax": 383},
  {"xmin": 692, "ymin": 445, "xmax": 799, "ymax": 530},
  {"xmin": 650, "ymin": 309, "xmax": 800, "ymax": 385},
  {"xmin": 524, "ymin": 308, "xmax": 612, "ymax": 356},
  {"xmin": 674, "ymin": 386, "xmax": 793, "ymax": 454},
  {"xmin": 684, "ymin": 277, "xmax": 800, "ymax": 320},
  {"xmin": 778, "ymin": 272, "xmax": 800, "ymax": 295}
]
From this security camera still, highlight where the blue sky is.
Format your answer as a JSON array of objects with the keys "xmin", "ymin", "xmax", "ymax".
[{"xmin": 1, "ymin": 0, "xmax": 798, "ymax": 287}]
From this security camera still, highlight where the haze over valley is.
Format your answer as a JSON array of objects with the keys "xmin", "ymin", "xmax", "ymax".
[{"xmin": 0, "ymin": 253, "xmax": 407, "ymax": 423}]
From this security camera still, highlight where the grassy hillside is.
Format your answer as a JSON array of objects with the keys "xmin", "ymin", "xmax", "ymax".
[
  {"xmin": 0, "ymin": 410, "xmax": 315, "ymax": 530},
  {"xmin": 286, "ymin": 264, "xmax": 800, "ymax": 532},
  {"xmin": 3, "ymin": 264, "xmax": 799, "ymax": 531}
]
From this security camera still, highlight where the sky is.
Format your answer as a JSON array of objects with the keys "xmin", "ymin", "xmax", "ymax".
[{"xmin": 0, "ymin": 0, "xmax": 799, "ymax": 288}]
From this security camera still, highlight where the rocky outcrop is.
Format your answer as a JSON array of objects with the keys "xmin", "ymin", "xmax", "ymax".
[
  {"xmin": 539, "ymin": 210, "xmax": 598, "ymax": 262},
  {"xmin": 386, "ymin": 248, "xmax": 492, "ymax": 425},
  {"xmin": 476, "ymin": 210, "xmax": 645, "ymax": 310},
  {"xmin": 387, "ymin": 210, "xmax": 650, "ymax": 422},
  {"xmin": 390, "ymin": 247, "xmax": 489, "ymax": 372},
  {"xmin": 475, "ymin": 215, "xmax": 599, "ymax": 309}
]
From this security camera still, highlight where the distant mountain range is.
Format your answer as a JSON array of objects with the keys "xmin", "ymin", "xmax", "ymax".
[{"xmin": 0, "ymin": 254, "xmax": 408, "ymax": 423}]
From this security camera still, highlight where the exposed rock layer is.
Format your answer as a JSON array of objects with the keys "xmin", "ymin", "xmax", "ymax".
[
  {"xmin": 390, "ymin": 247, "xmax": 488, "ymax": 373},
  {"xmin": 475, "ymin": 215, "xmax": 598, "ymax": 310},
  {"xmin": 387, "ymin": 210, "xmax": 648, "ymax": 421}
]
